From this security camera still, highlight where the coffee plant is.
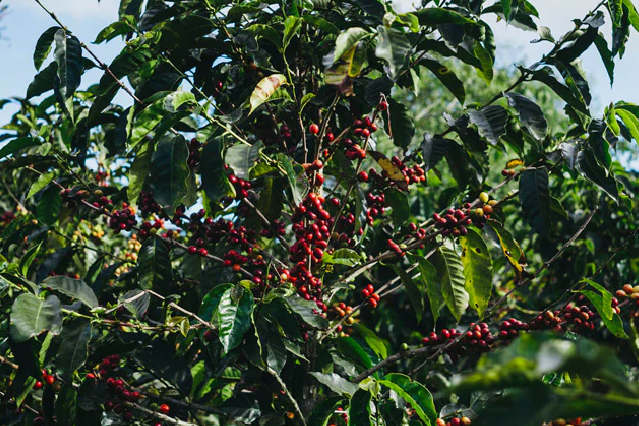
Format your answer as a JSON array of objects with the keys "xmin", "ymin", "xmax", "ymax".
[{"xmin": 1, "ymin": 0, "xmax": 639, "ymax": 425}]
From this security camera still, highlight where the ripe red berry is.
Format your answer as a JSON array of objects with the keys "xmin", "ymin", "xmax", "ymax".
[
  {"xmin": 361, "ymin": 128, "xmax": 370, "ymax": 138},
  {"xmin": 357, "ymin": 171, "xmax": 369, "ymax": 182},
  {"xmin": 309, "ymin": 124, "xmax": 320, "ymax": 135},
  {"xmin": 378, "ymin": 101, "xmax": 388, "ymax": 111},
  {"xmin": 198, "ymin": 248, "xmax": 209, "ymax": 256},
  {"xmin": 159, "ymin": 404, "xmax": 170, "ymax": 414},
  {"xmin": 34, "ymin": 381, "xmax": 43, "ymax": 390},
  {"xmin": 45, "ymin": 375, "xmax": 55, "ymax": 385}
]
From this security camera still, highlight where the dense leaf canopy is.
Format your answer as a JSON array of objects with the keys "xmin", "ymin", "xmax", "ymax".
[{"xmin": 1, "ymin": 0, "xmax": 639, "ymax": 425}]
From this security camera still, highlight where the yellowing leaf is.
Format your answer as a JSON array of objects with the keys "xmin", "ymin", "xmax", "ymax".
[{"xmin": 249, "ymin": 74, "xmax": 287, "ymax": 115}]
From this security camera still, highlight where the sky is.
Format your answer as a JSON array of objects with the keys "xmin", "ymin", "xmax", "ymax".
[{"xmin": 0, "ymin": 0, "xmax": 638, "ymax": 126}]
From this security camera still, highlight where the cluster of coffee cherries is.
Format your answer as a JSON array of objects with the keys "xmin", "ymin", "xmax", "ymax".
[
  {"xmin": 60, "ymin": 187, "xmax": 91, "ymax": 208},
  {"xmin": 34, "ymin": 369, "xmax": 56, "ymax": 390},
  {"xmin": 228, "ymin": 172, "xmax": 252, "ymax": 200},
  {"xmin": 542, "ymin": 418, "xmax": 582, "ymax": 426},
  {"xmin": 302, "ymin": 159, "xmax": 325, "ymax": 187},
  {"xmin": 260, "ymin": 218, "xmax": 286, "ymax": 238},
  {"xmin": 187, "ymin": 138, "xmax": 201, "ymax": 169},
  {"xmin": 342, "ymin": 138, "xmax": 368, "ymax": 160},
  {"xmin": 616, "ymin": 283, "xmax": 639, "ymax": 303},
  {"xmin": 361, "ymin": 284, "xmax": 380, "ymax": 308},
  {"xmin": 1, "ymin": 210, "xmax": 15, "ymax": 225},
  {"xmin": 559, "ymin": 304, "xmax": 600, "ymax": 333},
  {"xmin": 137, "ymin": 220, "xmax": 163, "ymax": 240},
  {"xmin": 436, "ymin": 416, "xmax": 472, "ymax": 426},
  {"xmin": 332, "ymin": 303, "xmax": 355, "ymax": 327},
  {"xmin": 498, "ymin": 318, "xmax": 529, "ymax": 341},
  {"xmin": 108, "ymin": 204, "xmax": 138, "ymax": 233},
  {"xmin": 138, "ymin": 190, "xmax": 165, "ymax": 218},
  {"xmin": 288, "ymin": 192, "xmax": 332, "ymax": 303},
  {"xmin": 353, "ymin": 116, "xmax": 378, "ymax": 139},
  {"xmin": 387, "ymin": 238, "xmax": 404, "ymax": 256},
  {"xmin": 364, "ymin": 191, "xmax": 385, "ymax": 225},
  {"xmin": 422, "ymin": 323, "xmax": 494, "ymax": 358},
  {"xmin": 104, "ymin": 377, "xmax": 141, "ymax": 420},
  {"xmin": 98, "ymin": 354, "xmax": 121, "ymax": 377},
  {"xmin": 186, "ymin": 237, "xmax": 210, "ymax": 257}
]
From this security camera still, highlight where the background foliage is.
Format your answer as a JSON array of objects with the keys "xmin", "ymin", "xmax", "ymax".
[{"xmin": 1, "ymin": 0, "xmax": 639, "ymax": 425}]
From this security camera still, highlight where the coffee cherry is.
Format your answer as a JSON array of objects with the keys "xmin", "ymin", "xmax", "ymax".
[
  {"xmin": 309, "ymin": 124, "xmax": 320, "ymax": 135},
  {"xmin": 461, "ymin": 416, "xmax": 472, "ymax": 426},
  {"xmin": 159, "ymin": 404, "xmax": 170, "ymax": 414},
  {"xmin": 479, "ymin": 192, "xmax": 489, "ymax": 203},
  {"xmin": 34, "ymin": 381, "xmax": 43, "ymax": 390},
  {"xmin": 361, "ymin": 128, "xmax": 370, "ymax": 138},
  {"xmin": 377, "ymin": 101, "xmax": 388, "ymax": 111},
  {"xmin": 357, "ymin": 171, "xmax": 369, "ymax": 182},
  {"xmin": 482, "ymin": 204, "xmax": 493, "ymax": 215}
]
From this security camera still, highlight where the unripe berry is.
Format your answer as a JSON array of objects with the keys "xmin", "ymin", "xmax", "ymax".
[{"xmin": 479, "ymin": 192, "xmax": 489, "ymax": 203}]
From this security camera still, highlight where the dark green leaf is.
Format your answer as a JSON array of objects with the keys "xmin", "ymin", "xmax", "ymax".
[
  {"xmin": 348, "ymin": 390, "xmax": 372, "ymax": 426},
  {"xmin": 504, "ymin": 92, "xmax": 548, "ymax": 140},
  {"xmin": 308, "ymin": 395, "xmax": 345, "ymax": 426},
  {"xmin": 10, "ymin": 294, "xmax": 63, "ymax": 342},
  {"xmin": 201, "ymin": 138, "xmax": 235, "ymax": 202},
  {"xmin": 279, "ymin": 154, "xmax": 308, "ymax": 205},
  {"xmin": 413, "ymin": 8, "xmax": 476, "ymax": 26},
  {"xmin": 519, "ymin": 167, "xmax": 552, "ymax": 237},
  {"xmin": 137, "ymin": 235, "xmax": 173, "ymax": 292},
  {"xmin": 37, "ymin": 185, "xmax": 61, "ymax": 226},
  {"xmin": 266, "ymin": 333, "xmax": 287, "ymax": 374},
  {"xmin": 383, "ymin": 98, "xmax": 416, "ymax": 150},
  {"xmin": 34, "ymin": 26, "xmax": 61, "ymax": 71},
  {"xmin": 351, "ymin": 323, "xmax": 388, "ymax": 359},
  {"xmin": 0, "ymin": 137, "xmax": 40, "ymax": 159},
  {"xmin": 27, "ymin": 172, "xmax": 55, "ymax": 200},
  {"xmin": 391, "ymin": 264, "xmax": 424, "ymax": 322},
  {"xmin": 27, "ymin": 62, "xmax": 58, "ymax": 99},
  {"xmin": 54, "ymin": 30, "xmax": 83, "ymax": 100},
  {"xmin": 411, "ymin": 255, "xmax": 443, "ymax": 325},
  {"xmin": 432, "ymin": 247, "xmax": 468, "ymax": 322},
  {"xmin": 56, "ymin": 321, "xmax": 91, "ymax": 380},
  {"xmin": 337, "ymin": 337, "xmax": 373, "ymax": 369},
  {"xmin": 150, "ymin": 134, "xmax": 190, "ymax": 211},
  {"xmin": 282, "ymin": 294, "xmax": 328, "ymax": 329},
  {"xmin": 594, "ymin": 33, "xmax": 615, "ymax": 85},
  {"xmin": 55, "ymin": 385, "xmax": 77, "ymax": 426},
  {"xmin": 199, "ymin": 283, "xmax": 233, "ymax": 321},
  {"xmin": 283, "ymin": 16, "xmax": 302, "ymax": 50},
  {"xmin": 333, "ymin": 27, "xmax": 370, "ymax": 61},
  {"xmin": 467, "ymin": 105, "xmax": 509, "ymax": 146},
  {"xmin": 310, "ymin": 372, "xmax": 359, "ymax": 397},
  {"xmin": 379, "ymin": 374, "xmax": 437, "ymax": 425},
  {"xmin": 40, "ymin": 276, "xmax": 99, "ymax": 309},
  {"xmin": 226, "ymin": 141, "xmax": 264, "ymax": 180},
  {"xmin": 419, "ymin": 56, "xmax": 466, "ymax": 104},
  {"xmin": 577, "ymin": 148, "xmax": 620, "ymax": 202},
  {"xmin": 383, "ymin": 188, "xmax": 409, "ymax": 225},
  {"xmin": 530, "ymin": 67, "xmax": 589, "ymax": 115},
  {"xmin": 256, "ymin": 177, "xmax": 284, "ymax": 222},
  {"xmin": 421, "ymin": 133, "xmax": 450, "ymax": 171},
  {"xmin": 375, "ymin": 26, "xmax": 411, "ymax": 80},
  {"xmin": 127, "ymin": 142, "xmax": 153, "ymax": 206},
  {"xmin": 216, "ymin": 284, "xmax": 254, "ymax": 355}
]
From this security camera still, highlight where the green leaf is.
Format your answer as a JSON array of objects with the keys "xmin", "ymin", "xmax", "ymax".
[
  {"xmin": 199, "ymin": 283, "xmax": 233, "ymax": 322},
  {"xmin": 279, "ymin": 154, "xmax": 308, "ymax": 205},
  {"xmin": 308, "ymin": 395, "xmax": 345, "ymax": 426},
  {"xmin": 530, "ymin": 67, "xmax": 589, "ymax": 115},
  {"xmin": 309, "ymin": 372, "xmax": 359, "ymax": 397},
  {"xmin": 149, "ymin": 134, "xmax": 190, "ymax": 211},
  {"xmin": 419, "ymin": 57, "xmax": 466, "ymax": 104},
  {"xmin": 615, "ymin": 108, "xmax": 639, "ymax": 142},
  {"xmin": 10, "ymin": 294, "xmax": 63, "ymax": 343},
  {"xmin": 27, "ymin": 172, "xmax": 55, "ymax": 200},
  {"xmin": 226, "ymin": 141, "xmax": 264, "ymax": 180},
  {"xmin": 56, "ymin": 321, "xmax": 91, "ymax": 380},
  {"xmin": 348, "ymin": 390, "xmax": 372, "ymax": 426},
  {"xmin": 337, "ymin": 337, "xmax": 373, "ymax": 369},
  {"xmin": 421, "ymin": 133, "xmax": 450, "ymax": 171},
  {"xmin": 582, "ymin": 279, "xmax": 613, "ymax": 320},
  {"xmin": 34, "ymin": 26, "xmax": 61, "ymax": 71},
  {"xmin": 351, "ymin": 323, "xmax": 388, "ymax": 359},
  {"xmin": 460, "ymin": 228, "xmax": 493, "ymax": 318},
  {"xmin": 474, "ymin": 41, "xmax": 494, "ymax": 84},
  {"xmin": 519, "ymin": 167, "xmax": 552, "ymax": 237},
  {"xmin": 127, "ymin": 142, "xmax": 153, "ymax": 206},
  {"xmin": 283, "ymin": 16, "xmax": 302, "ymax": 50},
  {"xmin": 164, "ymin": 90, "xmax": 196, "ymax": 113},
  {"xmin": 20, "ymin": 242, "xmax": 43, "ymax": 277},
  {"xmin": 487, "ymin": 219, "xmax": 524, "ymax": 273},
  {"xmin": 467, "ymin": 105, "xmax": 509, "ymax": 146},
  {"xmin": 249, "ymin": 74, "xmax": 287, "ymax": 115},
  {"xmin": 137, "ymin": 236, "xmax": 173, "ymax": 292},
  {"xmin": 622, "ymin": 0, "xmax": 639, "ymax": 32},
  {"xmin": 55, "ymin": 385, "xmax": 77, "ymax": 426},
  {"xmin": 412, "ymin": 8, "xmax": 476, "ymax": 26},
  {"xmin": 282, "ymin": 294, "xmax": 328, "ymax": 329},
  {"xmin": 391, "ymin": 264, "xmax": 424, "ymax": 322},
  {"xmin": 128, "ymin": 96, "xmax": 167, "ymax": 147},
  {"xmin": 323, "ymin": 249, "xmax": 362, "ymax": 267},
  {"xmin": 501, "ymin": 0, "xmax": 512, "ymax": 21},
  {"xmin": 37, "ymin": 185, "xmax": 61, "ymax": 226},
  {"xmin": 54, "ymin": 30, "xmax": 83, "ymax": 100},
  {"xmin": 375, "ymin": 26, "xmax": 411, "ymax": 80},
  {"xmin": 383, "ymin": 188, "xmax": 409, "ymax": 225},
  {"xmin": 577, "ymin": 148, "xmax": 620, "ymax": 203},
  {"xmin": 40, "ymin": 276, "xmax": 99, "ymax": 309},
  {"xmin": 609, "ymin": 0, "xmax": 623, "ymax": 26},
  {"xmin": 216, "ymin": 284, "xmax": 254, "ymax": 355},
  {"xmin": 504, "ymin": 92, "xmax": 548, "ymax": 140},
  {"xmin": 201, "ymin": 138, "xmax": 235, "ymax": 202},
  {"xmin": 432, "ymin": 247, "xmax": 468, "ymax": 322},
  {"xmin": 27, "ymin": 62, "xmax": 58, "ymax": 99},
  {"xmin": 94, "ymin": 18, "xmax": 134, "ymax": 44},
  {"xmin": 333, "ymin": 27, "xmax": 370, "ymax": 61},
  {"xmin": 594, "ymin": 33, "xmax": 615, "ymax": 85},
  {"xmin": 411, "ymin": 256, "xmax": 443, "ymax": 325},
  {"xmin": 577, "ymin": 289, "xmax": 627, "ymax": 338},
  {"xmin": 0, "ymin": 137, "xmax": 40, "ymax": 159},
  {"xmin": 383, "ymin": 98, "xmax": 416, "ymax": 150},
  {"xmin": 379, "ymin": 374, "xmax": 437, "ymax": 426}
]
